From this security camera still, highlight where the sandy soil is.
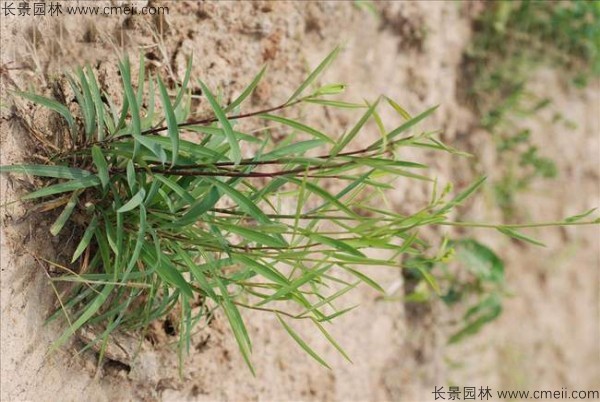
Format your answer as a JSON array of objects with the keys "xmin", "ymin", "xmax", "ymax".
[{"xmin": 0, "ymin": 1, "xmax": 598, "ymax": 401}]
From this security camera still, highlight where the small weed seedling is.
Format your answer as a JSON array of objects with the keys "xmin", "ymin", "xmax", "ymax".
[
  {"xmin": 2, "ymin": 48, "xmax": 598, "ymax": 372},
  {"xmin": 402, "ymin": 238, "xmax": 506, "ymax": 344}
]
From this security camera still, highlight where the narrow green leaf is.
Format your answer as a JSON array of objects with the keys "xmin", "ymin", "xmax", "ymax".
[
  {"xmin": 287, "ymin": 178, "xmax": 358, "ymax": 218},
  {"xmin": 66, "ymin": 73, "xmax": 87, "ymax": 138},
  {"xmin": 317, "ymin": 306, "xmax": 357, "ymax": 322},
  {"xmin": 297, "ymin": 281, "xmax": 359, "ymax": 318},
  {"xmin": 85, "ymin": 66, "xmax": 105, "ymax": 141},
  {"xmin": 416, "ymin": 265, "xmax": 441, "ymax": 295},
  {"xmin": 154, "ymin": 175, "xmax": 195, "ymax": 205},
  {"xmin": 173, "ymin": 244, "xmax": 217, "ymax": 299},
  {"xmin": 178, "ymin": 186, "xmax": 220, "ymax": 226},
  {"xmin": 307, "ymin": 170, "xmax": 374, "ymax": 215},
  {"xmin": 437, "ymin": 176, "xmax": 487, "ymax": 215},
  {"xmin": 220, "ymin": 223, "xmax": 287, "ymax": 248},
  {"xmin": 303, "ymin": 98, "xmax": 366, "ymax": 109},
  {"xmin": 387, "ymin": 105, "xmax": 438, "ymax": 141},
  {"xmin": 119, "ymin": 58, "xmax": 141, "ymax": 137},
  {"xmin": 372, "ymin": 109, "xmax": 387, "ymax": 149},
  {"xmin": 257, "ymin": 266, "xmax": 332, "ymax": 307},
  {"xmin": 50, "ymin": 191, "xmax": 80, "ymax": 236},
  {"xmin": 91, "ymin": 146, "xmax": 109, "ymax": 189},
  {"xmin": 104, "ymin": 91, "xmax": 119, "ymax": 133},
  {"xmin": 144, "ymin": 178, "xmax": 160, "ymax": 207},
  {"xmin": 148, "ymin": 227, "xmax": 161, "ymax": 270},
  {"xmin": 276, "ymin": 314, "xmax": 331, "ymax": 369},
  {"xmin": 71, "ymin": 215, "xmax": 98, "ymax": 262},
  {"xmin": 15, "ymin": 91, "xmax": 74, "ymax": 130},
  {"xmin": 369, "ymin": 105, "xmax": 439, "ymax": 150},
  {"xmin": 262, "ymin": 140, "xmax": 324, "ymax": 160},
  {"xmin": 0, "ymin": 165, "xmax": 93, "ymax": 179},
  {"xmin": 76, "ymin": 67, "xmax": 96, "ymax": 139},
  {"xmin": 223, "ymin": 299, "xmax": 254, "ymax": 375},
  {"xmin": 117, "ymin": 189, "xmax": 146, "ymax": 213},
  {"xmin": 114, "ymin": 93, "xmax": 130, "ymax": 134},
  {"xmin": 341, "ymin": 266, "xmax": 384, "ymax": 293},
  {"xmin": 288, "ymin": 46, "xmax": 341, "ymax": 103},
  {"xmin": 204, "ymin": 254, "xmax": 254, "ymax": 374},
  {"xmin": 155, "ymin": 258, "xmax": 194, "ymax": 298},
  {"xmin": 22, "ymin": 176, "xmax": 100, "ymax": 200},
  {"xmin": 312, "ymin": 319, "xmax": 352, "ymax": 363},
  {"xmin": 51, "ymin": 284, "xmax": 114, "ymax": 350},
  {"xmin": 157, "ymin": 76, "xmax": 180, "ymax": 166},
  {"xmin": 198, "ymin": 80, "xmax": 241, "ymax": 165},
  {"xmin": 565, "ymin": 208, "xmax": 597, "ymax": 223},
  {"xmin": 133, "ymin": 134, "xmax": 167, "ymax": 165},
  {"xmin": 310, "ymin": 233, "xmax": 365, "ymax": 257},
  {"xmin": 385, "ymin": 96, "xmax": 412, "ymax": 120},
  {"xmin": 312, "ymin": 83, "xmax": 346, "ymax": 96},
  {"xmin": 331, "ymin": 98, "xmax": 379, "ymax": 156},
  {"xmin": 209, "ymin": 179, "xmax": 271, "ymax": 224},
  {"xmin": 123, "ymin": 204, "xmax": 147, "ymax": 280},
  {"xmin": 233, "ymin": 255, "xmax": 289, "ymax": 286},
  {"xmin": 174, "ymin": 55, "xmax": 193, "ymax": 109},
  {"xmin": 260, "ymin": 114, "xmax": 334, "ymax": 143},
  {"xmin": 225, "ymin": 65, "xmax": 267, "ymax": 113},
  {"xmin": 256, "ymin": 222, "xmax": 289, "ymax": 234},
  {"xmin": 353, "ymin": 157, "xmax": 427, "ymax": 169},
  {"xmin": 184, "ymin": 125, "xmax": 260, "ymax": 143},
  {"xmin": 148, "ymin": 136, "xmax": 224, "ymax": 160},
  {"xmin": 126, "ymin": 161, "xmax": 137, "ymax": 194},
  {"xmin": 94, "ymin": 229, "xmax": 112, "ymax": 276},
  {"xmin": 498, "ymin": 227, "xmax": 546, "ymax": 247}
]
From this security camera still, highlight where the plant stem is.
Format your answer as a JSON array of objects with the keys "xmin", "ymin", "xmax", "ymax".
[
  {"xmin": 142, "ymin": 100, "xmax": 302, "ymax": 136},
  {"xmin": 211, "ymin": 208, "xmax": 599, "ymax": 229},
  {"xmin": 112, "ymin": 162, "xmax": 352, "ymax": 178},
  {"xmin": 437, "ymin": 220, "xmax": 599, "ymax": 229},
  {"xmin": 232, "ymin": 301, "xmax": 312, "ymax": 320},
  {"xmin": 145, "ymin": 147, "xmax": 380, "ymax": 169}
]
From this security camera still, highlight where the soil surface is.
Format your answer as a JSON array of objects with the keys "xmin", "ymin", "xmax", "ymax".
[{"xmin": 1, "ymin": 1, "xmax": 598, "ymax": 401}]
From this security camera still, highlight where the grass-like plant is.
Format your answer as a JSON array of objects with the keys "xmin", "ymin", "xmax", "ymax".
[{"xmin": 2, "ymin": 48, "xmax": 597, "ymax": 372}]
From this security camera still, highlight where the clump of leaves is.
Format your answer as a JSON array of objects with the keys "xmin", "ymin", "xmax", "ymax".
[
  {"xmin": 399, "ymin": 211, "xmax": 598, "ymax": 344},
  {"xmin": 403, "ymin": 239, "xmax": 506, "ymax": 344},
  {"xmin": 2, "ymin": 48, "xmax": 597, "ymax": 372},
  {"xmin": 465, "ymin": 0, "xmax": 599, "ymax": 101},
  {"xmin": 461, "ymin": 0, "xmax": 599, "ymax": 218}
]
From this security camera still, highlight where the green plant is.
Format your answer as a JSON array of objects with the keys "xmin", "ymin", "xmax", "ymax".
[
  {"xmin": 466, "ymin": 0, "xmax": 599, "ymax": 100},
  {"xmin": 2, "ymin": 48, "xmax": 597, "ymax": 373},
  {"xmin": 403, "ymin": 238, "xmax": 506, "ymax": 344},
  {"xmin": 462, "ymin": 0, "xmax": 599, "ymax": 217}
]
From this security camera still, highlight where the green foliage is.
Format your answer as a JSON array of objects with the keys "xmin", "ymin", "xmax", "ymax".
[
  {"xmin": 2, "ymin": 48, "xmax": 597, "ymax": 372},
  {"xmin": 403, "ymin": 239, "xmax": 506, "ymax": 344},
  {"xmin": 463, "ymin": 0, "xmax": 599, "ymax": 218},
  {"xmin": 466, "ymin": 0, "xmax": 599, "ymax": 97},
  {"xmin": 2, "ymin": 50, "xmax": 456, "ymax": 371}
]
